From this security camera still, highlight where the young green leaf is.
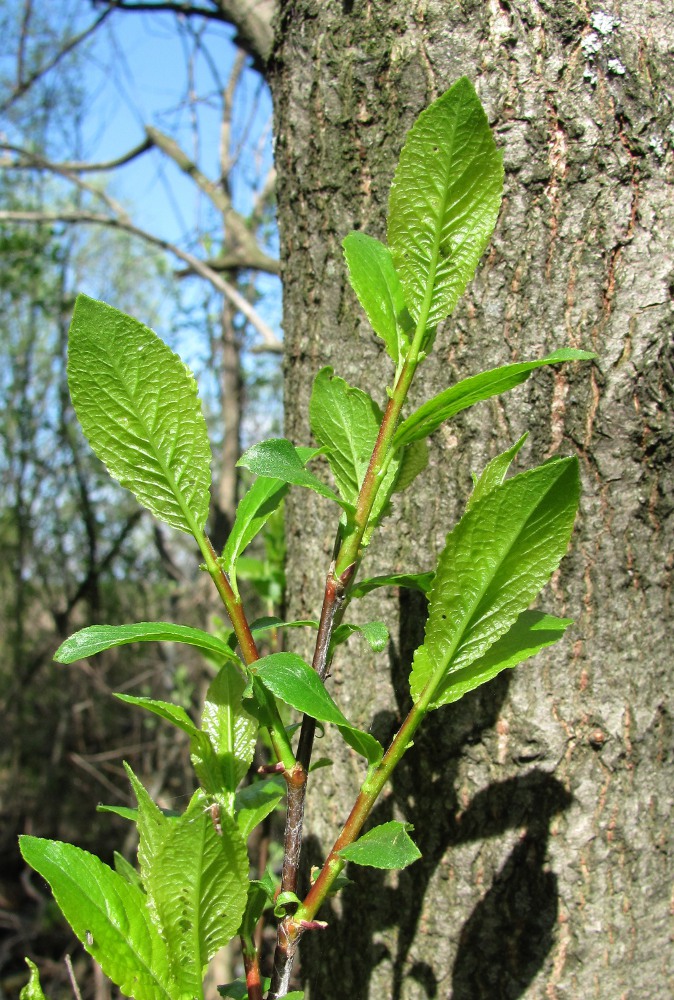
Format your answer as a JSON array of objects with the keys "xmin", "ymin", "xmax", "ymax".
[
  {"xmin": 55, "ymin": 622, "xmax": 238, "ymax": 665},
  {"xmin": 429, "ymin": 611, "xmax": 573, "ymax": 708},
  {"xmin": 114, "ymin": 852, "xmax": 144, "ymax": 892},
  {"xmin": 342, "ymin": 232, "xmax": 412, "ymax": 366},
  {"xmin": 237, "ymin": 438, "xmax": 351, "ymax": 511},
  {"xmin": 98, "ymin": 804, "xmax": 139, "ymax": 822},
  {"xmin": 125, "ymin": 765, "xmax": 170, "ymax": 886},
  {"xmin": 234, "ymin": 777, "xmax": 286, "ymax": 840},
  {"xmin": 392, "ymin": 439, "xmax": 429, "ymax": 494},
  {"xmin": 19, "ymin": 837, "xmax": 175, "ymax": 1000},
  {"xmin": 331, "ymin": 621, "xmax": 390, "ymax": 654},
  {"xmin": 20, "ymin": 959, "xmax": 49, "ymax": 1000},
  {"xmin": 221, "ymin": 477, "xmax": 288, "ymax": 595},
  {"xmin": 217, "ymin": 979, "xmax": 272, "ymax": 1000},
  {"xmin": 394, "ymin": 350, "xmax": 596, "ymax": 449},
  {"xmin": 139, "ymin": 790, "xmax": 249, "ymax": 998},
  {"xmin": 410, "ymin": 458, "xmax": 580, "ymax": 705},
  {"xmin": 351, "ymin": 571, "xmax": 434, "ymax": 599},
  {"xmin": 338, "ymin": 821, "xmax": 421, "ymax": 870},
  {"xmin": 309, "ymin": 368, "xmax": 382, "ymax": 504},
  {"xmin": 115, "ymin": 694, "xmax": 199, "ymax": 738},
  {"xmin": 67, "ymin": 295, "xmax": 212, "ymax": 535},
  {"xmin": 238, "ymin": 875, "xmax": 276, "ymax": 946},
  {"xmin": 388, "ymin": 77, "xmax": 504, "ymax": 329},
  {"xmin": 254, "ymin": 653, "xmax": 383, "ymax": 765},
  {"xmin": 198, "ymin": 662, "xmax": 258, "ymax": 809},
  {"xmin": 467, "ymin": 433, "xmax": 528, "ymax": 509}
]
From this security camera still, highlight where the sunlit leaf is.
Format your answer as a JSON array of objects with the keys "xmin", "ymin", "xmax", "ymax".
[{"xmin": 68, "ymin": 295, "xmax": 211, "ymax": 535}]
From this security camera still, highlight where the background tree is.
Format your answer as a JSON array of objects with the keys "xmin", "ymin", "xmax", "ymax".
[
  {"xmin": 0, "ymin": 5, "xmax": 281, "ymax": 994},
  {"xmin": 270, "ymin": 3, "xmax": 673, "ymax": 998},
  {"xmin": 2, "ymin": 1, "xmax": 673, "ymax": 998}
]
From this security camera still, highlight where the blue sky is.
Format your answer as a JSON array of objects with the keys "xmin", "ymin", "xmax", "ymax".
[{"xmin": 82, "ymin": 9, "xmax": 275, "ymax": 249}]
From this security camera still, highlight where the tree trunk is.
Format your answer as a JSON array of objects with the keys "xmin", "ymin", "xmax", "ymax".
[{"xmin": 271, "ymin": 2, "xmax": 673, "ymax": 998}]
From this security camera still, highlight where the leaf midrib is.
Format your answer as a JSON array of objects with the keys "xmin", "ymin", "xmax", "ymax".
[
  {"xmin": 41, "ymin": 851, "xmax": 174, "ymax": 1000},
  {"xmin": 105, "ymin": 344, "xmax": 203, "ymax": 536},
  {"xmin": 413, "ymin": 91, "xmax": 464, "ymax": 330},
  {"xmin": 418, "ymin": 463, "xmax": 570, "ymax": 704}
]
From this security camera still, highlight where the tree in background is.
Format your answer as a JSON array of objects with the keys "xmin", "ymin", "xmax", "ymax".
[
  {"xmin": 0, "ymin": 6, "xmax": 280, "ymax": 994},
  {"xmin": 2, "ymin": 2, "xmax": 673, "ymax": 998}
]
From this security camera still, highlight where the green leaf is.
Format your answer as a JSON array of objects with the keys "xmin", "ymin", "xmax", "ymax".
[
  {"xmin": 67, "ymin": 294, "xmax": 211, "ymax": 535},
  {"xmin": 338, "ymin": 821, "xmax": 421, "ymax": 870},
  {"xmin": 20, "ymin": 958, "xmax": 49, "ymax": 1000},
  {"xmin": 140, "ymin": 791, "xmax": 248, "ymax": 997},
  {"xmin": 98, "ymin": 804, "xmax": 139, "ymax": 822},
  {"xmin": 115, "ymin": 694, "xmax": 198, "ymax": 738},
  {"xmin": 351, "ymin": 571, "xmax": 434, "ymax": 599},
  {"xmin": 221, "ymin": 477, "xmax": 288, "ymax": 595},
  {"xmin": 309, "ymin": 368, "xmax": 382, "ymax": 505},
  {"xmin": 197, "ymin": 662, "xmax": 258, "ymax": 809},
  {"xmin": 429, "ymin": 611, "xmax": 573, "ymax": 708},
  {"xmin": 254, "ymin": 654, "xmax": 383, "ymax": 765},
  {"xmin": 237, "ymin": 438, "xmax": 351, "ymax": 511},
  {"xmin": 467, "ymin": 433, "xmax": 528, "ymax": 509},
  {"xmin": 410, "ymin": 458, "xmax": 580, "ymax": 705},
  {"xmin": 234, "ymin": 778, "xmax": 286, "ymax": 840},
  {"xmin": 393, "ymin": 439, "xmax": 429, "ymax": 493},
  {"xmin": 331, "ymin": 621, "xmax": 389, "ymax": 654},
  {"xmin": 19, "ymin": 837, "xmax": 175, "ymax": 1000},
  {"xmin": 388, "ymin": 77, "xmax": 504, "ymax": 328},
  {"xmin": 239, "ymin": 875, "xmax": 276, "ymax": 945},
  {"xmin": 250, "ymin": 616, "xmax": 319, "ymax": 636},
  {"xmin": 55, "ymin": 622, "xmax": 238, "ymax": 665},
  {"xmin": 273, "ymin": 890, "xmax": 301, "ymax": 919},
  {"xmin": 394, "ymin": 350, "xmax": 596, "ymax": 449},
  {"xmin": 217, "ymin": 979, "xmax": 271, "ymax": 1000},
  {"xmin": 114, "ymin": 852, "xmax": 144, "ymax": 892},
  {"xmin": 124, "ymin": 765, "xmax": 170, "ymax": 886},
  {"xmin": 342, "ymin": 232, "xmax": 412, "ymax": 365}
]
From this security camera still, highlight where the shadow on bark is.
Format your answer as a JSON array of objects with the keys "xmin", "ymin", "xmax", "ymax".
[{"xmin": 301, "ymin": 591, "xmax": 572, "ymax": 999}]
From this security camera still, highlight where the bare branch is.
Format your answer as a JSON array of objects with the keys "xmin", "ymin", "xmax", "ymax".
[
  {"xmin": 0, "ymin": 209, "xmax": 283, "ymax": 352},
  {"xmin": 17, "ymin": 0, "xmax": 34, "ymax": 90},
  {"xmin": 1, "ymin": 144, "xmax": 133, "ymax": 222},
  {"xmin": 96, "ymin": 1, "xmax": 278, "ymax": 70},
  {"xmin": 145, "ymin": 124, "xmax": 278, "ymax": 273},
  {"xmin": 0, "ymin": 7, "xmax": 114, "ymax": 114},
  {"xmin": 0, "ymin": 137, "xmax": 154, "ymax": 173}
]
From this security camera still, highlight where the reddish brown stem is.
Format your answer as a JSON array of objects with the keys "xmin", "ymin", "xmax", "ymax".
[{"xmin": 242, "ymin": 944, "xmax": 264, "ymax": 1000}]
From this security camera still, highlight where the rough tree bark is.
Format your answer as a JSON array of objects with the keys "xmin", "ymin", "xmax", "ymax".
[{"xmin": 270, "ymin": 2, "xmax": 673, "ymax": 998}]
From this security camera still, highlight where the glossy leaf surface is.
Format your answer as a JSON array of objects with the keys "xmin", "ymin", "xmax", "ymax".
[
  {"xmin": 309, "ymin": 368, "xmax": 381, "ymax": 504},
  {"xmin": 331, "ymin": 621, "xmax": 389, "ymax": 654},
  {"xmin": 20, "ymin": 959, "xmax": 49, "ymax": 1000},
  {"xmin": 351, "ymin": 571, "xmax": 434, "ymax": 599},
  {"xmin": 429, "ymin": 611, "xmax": 572, "ymax": 708},
  {"xmin": 199, "ymin": 662, "xmax": 258, "ymax": 808},
  {"xmin": 55, "ymin": 622, "xmax": 237, "ymax": 665},
  {"xmin": 394, "ymin": 350, "xmax": 596, "ymax": 449},
  {"xmin": 68, "ymin": 295, "xmax": 211, "ymax": 535},
  {"xmin": 410, "ymin": 458, "xmax": 579, "ymax": 704},
  {"xmin": 221, "ymin": 477, "xmax": 288, "ymax": 594},
  {"xmin": 388, "ymin": 77, "xmax": 503, "ymax": 327},
  {"xmin": 342, "ymin": 232, "xmax": 412, "ymax": 365},
  {"xmin": 19, "ymin": 837, "xmax": 174, "ymax": 1000},
  {"xmin": 338, "ymin": 821, "xmax": 421, "ymax": 869},
  {"xmin": 467, "ymin": 433, "xmax": 528, "ymax": 509},
  {"xmin": 254, "ymin": 653, "xmax": 383, "ymax": 764},
  {"xmin": 237, "ymin": 438, "xmax": 350, "ymax": 511},
  {"xmin": 234, "ymin": 778, "xmax": 286, "ymax": 840},
  {"xmin": 139, "ymin": 791, "xmax": 248, "ymax": 997}
]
